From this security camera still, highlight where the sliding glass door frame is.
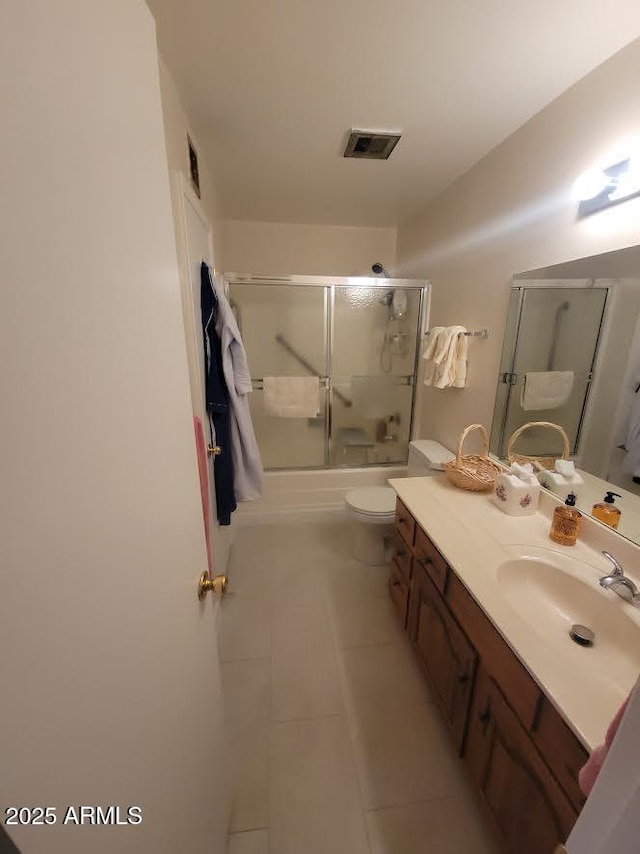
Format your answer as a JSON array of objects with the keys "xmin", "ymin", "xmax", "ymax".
[
  {"xmin": 223, "ymin": 273, "xmax": 430, "ymax": 471},
  {"xmin": 491, "ymin": 282, "xmax": 610, "ymax": 460}
]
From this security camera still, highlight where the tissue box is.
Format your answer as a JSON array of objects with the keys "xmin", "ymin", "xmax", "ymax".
[
  {"xmin": 492, "ymin": 471, "xmax": 540, "ymax": 516},
  {"xmin": 537, "ymin": 464, "xmax": 583, "ymax": 502}
]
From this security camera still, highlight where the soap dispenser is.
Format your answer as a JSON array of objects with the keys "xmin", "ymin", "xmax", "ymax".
[
  {"xmin": 549, "ymin": 493, "xmax": 582, "ymax": 546},
  {"xmin": 592, "ymin": 492, "xmax": 622, "ymax": 529}
]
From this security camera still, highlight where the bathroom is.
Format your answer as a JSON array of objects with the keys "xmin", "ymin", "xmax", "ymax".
[{"xmin": 3, "ymin": 3, "xmax": 640, "ymax": 854}]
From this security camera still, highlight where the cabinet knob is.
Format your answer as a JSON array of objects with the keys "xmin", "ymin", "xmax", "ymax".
[
  {"xmin": 396, "ymin": 549, "xmax": 407, "ymax": 558},
  {"xmin": 392, "ymin": 579, "xmax": 402, "ymax": 587},
  {"xmin": 398, "ymin": 516, "xmax": 407, "ymax": 523},
  {"xmin": 418, "ymin": 557, "xmax": 432, "ymax": 567}
]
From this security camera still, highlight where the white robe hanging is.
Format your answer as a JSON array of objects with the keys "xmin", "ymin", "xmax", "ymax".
[{"xmin": 213, "ymin": 275, "xmax": 263, "ymax": 501}]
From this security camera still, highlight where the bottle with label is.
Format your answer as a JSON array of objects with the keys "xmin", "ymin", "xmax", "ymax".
[
  {"xmin": 592, "ymin": 491, "xmax": 622, "ymax": 530},
  {"xmin": 549, "ymin": 492, "xmax": 582, "ymax": 546}
]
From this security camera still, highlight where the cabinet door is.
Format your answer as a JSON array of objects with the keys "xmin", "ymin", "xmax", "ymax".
[
  {"xmin": 389, "ymin": 559, "xmax": 410, "ymax": 628},
  {"xmin": 409, "ymin": 565, "xmax": 477, "ymax": 752},
  {"xmin": 467, "ymin": 668, "xmax": 577, "ymax": 854}
]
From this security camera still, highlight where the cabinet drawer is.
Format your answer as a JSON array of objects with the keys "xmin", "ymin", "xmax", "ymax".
[
  {"xmin": 395, "ymin": 499, "xmax": 415, "ymax": 549},
  {"xmin": 391, "ymin": 530, "xmax": 412, "ymax": 582},
  {"xmin": 531, "ymin": 696, "xmax": 588, "ymax": 812},
  {"xmin": 414, "ymin": 526, "xmax": 449, "ymax": 594},
  {"xmin": 447, "ymin": 573, "xmax": 540, "ymax": 730},
  {"xmin": 389, "ymin": 559, "xmax": 410, "ymax": 628}
]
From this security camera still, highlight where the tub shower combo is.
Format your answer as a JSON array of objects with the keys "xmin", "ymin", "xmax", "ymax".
[{"xmin": 224, "ymin": 274, "xmax": 429, "ymax": 471}]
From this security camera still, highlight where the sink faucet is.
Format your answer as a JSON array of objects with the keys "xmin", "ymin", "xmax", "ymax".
[{"xmin": 599, "ymin": 551, "xmax": 640, "ymax": 607}]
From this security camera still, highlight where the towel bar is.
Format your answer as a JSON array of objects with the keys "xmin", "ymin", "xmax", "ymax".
[{"xmin": 424, "ymin": 327, "xmax": 489, "ymax": 339}]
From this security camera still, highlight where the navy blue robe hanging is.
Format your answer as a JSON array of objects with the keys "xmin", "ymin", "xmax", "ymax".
[{"xmin": 201, "ymin": 262, "xmax": 237, "ymax": 525}]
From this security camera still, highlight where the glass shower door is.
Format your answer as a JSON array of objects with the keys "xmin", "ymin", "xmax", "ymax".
[
  {"xmin": 495, "ymin": 287, "xmax": 608, "ymax": 458},
  {"xmin": 229, "ymin": 284, "xmax": 328, "ymax": 469},
  {"xmin": 331, "ymin": 286, "xmax": 422, "ymax": 466}
]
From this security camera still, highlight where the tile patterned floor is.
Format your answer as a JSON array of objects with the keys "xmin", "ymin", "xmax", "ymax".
[{"xmin": 222, "ymin": 519, "xmax": 497, "ymax": 854}]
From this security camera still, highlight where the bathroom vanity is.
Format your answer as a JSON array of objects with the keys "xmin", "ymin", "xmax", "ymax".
[{"xmin": 388, "ymin": 475, "xmax": 640, "ymax": 854}]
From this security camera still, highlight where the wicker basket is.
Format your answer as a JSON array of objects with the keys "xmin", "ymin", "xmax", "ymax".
[
  {"xmin": 443, "ymin": 424, "xmax": 502, "ymax": 492},
  {"xmin": 507, "ymin": 421, "xmax": 571, "ymax": 472}
]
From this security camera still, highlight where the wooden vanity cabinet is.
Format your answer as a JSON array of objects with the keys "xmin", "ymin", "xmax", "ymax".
[
  {"xmin": 466, "ymin": 667, "xmax": 577, "ymax": 854},
  {"xmin": 395, "ymin": 498, "xmax": 415, "ymax": 549},
  {"xmin": 388, "ymin": 559, "xmax": 410, "ymax": 628},
  {"xmin": 409, "ymin": 562, "xmax": 477, "ymax": 752},
  {"xmin": 390, "ymin": 498, "xmax": 584, "ymax": 853}
]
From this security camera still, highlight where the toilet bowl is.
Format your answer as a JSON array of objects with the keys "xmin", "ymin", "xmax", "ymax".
[
  {"xmin": 344, "ymin": 440, "xmax": 454, "ymax": 566},
  {"xmin": 344, "ymin": 487, "xmax": 396, "ymax": 565}
]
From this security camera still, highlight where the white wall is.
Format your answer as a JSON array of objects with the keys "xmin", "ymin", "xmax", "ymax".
[
  {"xmin": 157, "ymin": 54, "xmax": 224, "ymax": 263},
  {"xmin": 397, "ymin": 37, "xmax": 640, "ymax": 450},
  {"xmin": 222, "ymin": 219, "xmax": 397, "ymax": 276}
]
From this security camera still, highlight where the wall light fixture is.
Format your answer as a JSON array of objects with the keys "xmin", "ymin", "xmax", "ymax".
[{"xmin": 573, "ymin": 156, "xmax": 640, "ymax": 217}]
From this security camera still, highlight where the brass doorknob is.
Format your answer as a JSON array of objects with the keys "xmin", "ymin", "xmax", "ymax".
[
  {"xmin": 198, "ymin": 571, "xmax": 228, "ymax": 600},
  {"xmin": 207, "ymin": 444, "xmax": 222, "ymax": 457}
]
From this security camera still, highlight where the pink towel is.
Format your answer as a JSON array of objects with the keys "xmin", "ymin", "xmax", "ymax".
[
  {"xmin": 193, "ymin": 416, "xmax": 213, "ymax": 575},
  {"xmin": 579, "ymin": 697, "xmax": 629, "ymax": 796}
]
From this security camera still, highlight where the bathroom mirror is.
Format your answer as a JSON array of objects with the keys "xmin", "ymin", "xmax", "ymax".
[{"xmin": 490, "ymin": 243, "xmax": 640, "ymax": 546}]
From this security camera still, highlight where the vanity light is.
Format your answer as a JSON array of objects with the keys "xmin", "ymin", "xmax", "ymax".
[
  {"xmin": 574, "ymin": 156, "xmax": 640, "ymax": 217},
  {"xmin": 571, "ymin": 168, "xmax": 609, "ymax": 202}
]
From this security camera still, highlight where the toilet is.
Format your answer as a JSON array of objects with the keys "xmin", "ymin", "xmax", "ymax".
[{"xmin": 344, "ymin": 440, "xmax": 454, "ymax": 565}]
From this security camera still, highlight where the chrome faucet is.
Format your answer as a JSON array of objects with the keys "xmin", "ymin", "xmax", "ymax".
[{"xmin": 599, "ymin": 551, "xmax": 640, "ymax": 607}]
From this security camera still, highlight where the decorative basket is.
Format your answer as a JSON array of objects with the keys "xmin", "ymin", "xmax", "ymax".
[
  {"xmin": 443, "ymin": 424, "xmax": 502, "ymax": 492},
  {"xmin": 507, "ymin": 421, "xmax": 571, "ymax": 472}
]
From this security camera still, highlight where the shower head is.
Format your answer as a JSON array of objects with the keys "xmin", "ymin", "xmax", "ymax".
[{"xmin": 372, "ymin": 263, "xmax": 391, "ymax": 277}]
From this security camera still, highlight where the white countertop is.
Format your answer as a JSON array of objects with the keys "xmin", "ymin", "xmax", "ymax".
[{"xmin": 389, "ymin": 474, "xmax": 640, "ymax": 751}]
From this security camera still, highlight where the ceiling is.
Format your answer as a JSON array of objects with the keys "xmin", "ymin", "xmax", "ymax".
[{"xmin": 147, "ymin": 0, "xmax": 640, "ymax": 228}]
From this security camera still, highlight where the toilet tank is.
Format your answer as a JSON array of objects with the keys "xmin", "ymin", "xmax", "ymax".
[{"xmin": 407, "ymin": 440, "xmax": 454, "ymax": 476}]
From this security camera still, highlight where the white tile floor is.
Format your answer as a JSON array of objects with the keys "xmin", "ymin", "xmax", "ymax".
[{"xmin": 221, "ymin": 518, "xmax": 497, "ymax": 854}]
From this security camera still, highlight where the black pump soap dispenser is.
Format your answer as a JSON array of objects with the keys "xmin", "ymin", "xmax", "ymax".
[{"xmin": 592, "ymin": 491, "xmax": 622, "ymax": 530}]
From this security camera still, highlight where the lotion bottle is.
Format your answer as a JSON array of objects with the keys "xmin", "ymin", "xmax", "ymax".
[
  {"xmin": 592, "ymin": 492, "xmax": 622, "ymax": 530},
  {"xmin": 549, "ymin": 492, "xmax": 582, "ymax": 546}
]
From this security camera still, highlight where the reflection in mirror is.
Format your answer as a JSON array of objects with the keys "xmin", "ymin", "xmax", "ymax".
[{"xmin": 490, "ymin": 244, "xmax": 640, "ymax": 547}]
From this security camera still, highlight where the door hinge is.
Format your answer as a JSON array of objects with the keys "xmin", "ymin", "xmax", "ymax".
[{"xmin": 501, "ymin": 372, "xmax": 517, "ymax": 386}]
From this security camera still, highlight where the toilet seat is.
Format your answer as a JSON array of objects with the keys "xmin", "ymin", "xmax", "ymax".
[{"xmin": 345, "ymin": 487, "xmax": 396, "ymax": 521}]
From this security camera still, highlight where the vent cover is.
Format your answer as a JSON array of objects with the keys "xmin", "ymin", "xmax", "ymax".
[{"xmin": 343, "ymin": 129, "xmax": 401, "ymax": 160}]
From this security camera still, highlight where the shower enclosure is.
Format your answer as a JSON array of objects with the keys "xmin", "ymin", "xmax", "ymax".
[
  {"xmin": 490, "ymin": 283, "xmax": 609, "ymax": 459},
  {"xmin": 225, "ymin": 274, "xmax": 429, "ymax": 470}
]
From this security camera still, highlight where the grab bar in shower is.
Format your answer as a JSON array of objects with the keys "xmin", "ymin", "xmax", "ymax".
[
  {"xmin": 548, "ymin": 301, "xmax": 570, "ymax": 370},
  {"xmin": 275, "ymin": 334, "xmax": 353, "ymax": 407}
]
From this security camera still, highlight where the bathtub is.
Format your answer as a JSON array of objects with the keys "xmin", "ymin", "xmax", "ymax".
[{"xmin": 235, "ymin": 465, "xmax": 407, "ymax": 526}]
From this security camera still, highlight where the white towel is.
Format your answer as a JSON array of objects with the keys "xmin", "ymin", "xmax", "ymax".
[
  {"xmin": 422, "ymin": 326, "xmax": 468, "ymax": 388},
  {"xmin": 520, "ymin": 371, "xmax": 574, "ymax": 411},
  {"xmin": 263, "ymin": 376, "xmax": 320, "ymax": 418}
]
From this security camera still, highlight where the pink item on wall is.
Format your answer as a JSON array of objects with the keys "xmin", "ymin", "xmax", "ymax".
[
  {"xmin": 579, "ymin": 696, "xmax": 629, "ymax": 796},
  {"xmin": 194, "ymin": 416, "xmax": 213, "ymax": 575}
]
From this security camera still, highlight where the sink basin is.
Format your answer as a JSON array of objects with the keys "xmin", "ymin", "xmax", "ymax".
[{"xmin": 497, "ymin": 554, "xmax": 640, "ymax": 694}]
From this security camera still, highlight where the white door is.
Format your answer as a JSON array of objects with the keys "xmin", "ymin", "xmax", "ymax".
[
  {"xmin": 174, "ymin": 176, "xmax": 235, "ymax": 577},
  {"xmin": 0, "ymin": 2, "xmax": 229, "ymax": 853}
]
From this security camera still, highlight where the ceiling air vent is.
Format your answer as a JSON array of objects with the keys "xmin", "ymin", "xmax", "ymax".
[{"xmin": 343, "ymin": 129, "xmax": 401, "ymax": 160}]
